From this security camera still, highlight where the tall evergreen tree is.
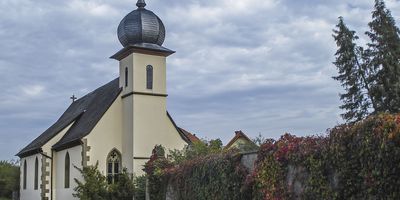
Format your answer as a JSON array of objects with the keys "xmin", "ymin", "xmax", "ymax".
[
  {"xmin": 365, "ymin": 0, "xmax": 400, "ymax": 113},
  {"xmin": 333, "ymin": 17, "xmax": 371, "ymax": 122}
]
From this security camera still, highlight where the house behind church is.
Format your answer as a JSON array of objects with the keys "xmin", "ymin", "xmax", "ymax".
[{"xmin": 15, "ymin": 1, "xmax": 197, "ymax": 199}]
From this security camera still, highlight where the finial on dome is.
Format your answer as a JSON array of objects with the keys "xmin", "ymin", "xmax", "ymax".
[{"xmin": 136, "ymin": 0, "xmax": 146, "ymax": 8}]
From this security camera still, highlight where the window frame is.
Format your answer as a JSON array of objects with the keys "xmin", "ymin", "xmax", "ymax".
[
  {"xmin": 23, "ymin": 160, "xmax": 27, "ymax": 190},
  {"xmin": 34, "ymin": 157, "xmax": 38, "ymax": 190},
  {"xmin": 65, "ymin": 152, "xmax": 70, "ymax": 188},
  {"xmin": 146, "ymin": 65, "xmax": 153, "ymax": 90},
  {"xmin": 106, "ymin": 149, "xmax": 122, "ymax": 184}
]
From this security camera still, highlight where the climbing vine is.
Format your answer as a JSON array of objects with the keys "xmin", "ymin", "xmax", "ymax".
[
  {"xmin": 146, "ymin": 114, "xmax": 400, "ymax": 200},
  {"xmin": 167, "ymin": 152, "xmax": 251, "ymax": 200},
  {"xmin": 252, "ymin": 113, "xmax": 400, "ymax": 199},
  {"xmin": 145, "ymin": 144, "xmax": 251, "ymax": 200}
]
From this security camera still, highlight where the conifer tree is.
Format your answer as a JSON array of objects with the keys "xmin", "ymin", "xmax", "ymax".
[
  {"xmin": 365, "ymin": 0, "xmax": 400, "ymax": 113},
  {"xmin": 333, "ymin": 17, "xmax": 371, "ymax": 122},
  {"xmin": 333, "ymin": 0, "xmax": 400, "ymax": 122}
]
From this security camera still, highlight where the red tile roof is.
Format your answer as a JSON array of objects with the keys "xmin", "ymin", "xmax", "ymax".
[{"xmin": 178, "ymin": 127, "xmax": 201, "ymax": 143}]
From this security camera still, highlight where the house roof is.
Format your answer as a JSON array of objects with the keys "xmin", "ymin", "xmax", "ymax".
[
  {"xmin": 16, "ymin": 78, "xmax": 122, "ymax": 157},
  {"xmin": 178, "ymin": 127, "xmax": 201, "ymax": 143},
  {"xmin": 225, "ymin": 130, "xmax": 255, "ymax": 149}
]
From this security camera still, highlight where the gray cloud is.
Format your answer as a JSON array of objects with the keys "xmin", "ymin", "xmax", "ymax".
[{"xmin": 0, "ymin": 0, "xmax": 399, "ymax": 160}]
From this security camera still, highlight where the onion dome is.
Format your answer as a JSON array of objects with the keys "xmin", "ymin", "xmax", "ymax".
[{"xmin": 117, "ymin": 0, "xmax": 166, "ymax": 47}]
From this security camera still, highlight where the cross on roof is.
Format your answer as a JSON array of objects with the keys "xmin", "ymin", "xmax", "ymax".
[{"xmin": 70, "ymin": 94, "xmax": 77, "ymax": 103}]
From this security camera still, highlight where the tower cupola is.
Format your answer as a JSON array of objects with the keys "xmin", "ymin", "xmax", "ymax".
[
  {"xmin": 117, "ymin": 0, "xmax": 166, "ymax": 47},
  {"xmin": 111, "ymin": 0, "xmax": 174, "ymax": 60}
]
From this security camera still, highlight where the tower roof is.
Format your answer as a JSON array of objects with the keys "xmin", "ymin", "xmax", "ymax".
[
  {"xmin": 111, "ymin": 0, "xmax": 174, "ymax": 60},
  {"xmin": 117, "ymin": 0, "xmax": 166, "ymax": 47}
]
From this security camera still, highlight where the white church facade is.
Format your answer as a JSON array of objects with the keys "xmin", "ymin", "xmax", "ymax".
[{"xmin": 16, "ymin": 1, "xmax": 197, "ymax": 199}]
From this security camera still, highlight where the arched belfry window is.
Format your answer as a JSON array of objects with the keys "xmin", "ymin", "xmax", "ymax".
[
  {"xmin": 107, "ymin": 149, "xmax": 121, "ymax": 184},
  {"xmin": 23, "ymin": 160, "xmax": 27, "ymax": 190},
  {"xmin": 34, "ymin": 157, "xmax": 38, "ymax": 190},
  {"xmin": 146, "ymin": 65, "xmax": 153, "ymax": 89},
  {"xmin": 65, "ymin": 152, "xmax": 70, "ymax": 188},
  {"xmin": 125, "ymin": 67, "xmax": 128, "ymax": 87}
]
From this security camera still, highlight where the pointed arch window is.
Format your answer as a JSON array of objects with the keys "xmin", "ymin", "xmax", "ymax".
[
  {"xmin": 107, "ymin": 149, "xmax": 121, "ymax": 184},
  {"xmin": 125, "ymin": 67, "xmax": 129, "ymax": 87},
  {"xmin": 146, "ymin": 65, "xmax": 153, "ymax": 89},
  {"xmin": 65, "ymin": 152, "xmax": 70, "ymax": 188},
  {"xmin": 34, "ymin": 157, "xmax": 38, "ymax": 190},
  {"xmin": 23, "ymin": 160, "xmax": 27, "ymax": 190}
]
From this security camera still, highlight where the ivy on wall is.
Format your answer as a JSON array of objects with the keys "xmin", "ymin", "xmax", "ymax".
[
  {"xmin": 145, "ymin": 114, "xmax": 400, "ymax": 200},
  {"xmin": 145, "ymin": 145, "xmax": 251, "ymax": 200},
  {"xmin": 167, "ymin": 152, "xmax": 251, "ymax": 200},
  {"xmin": 253, "ymin": 113, "xmax": 400, "ymax": 199}
]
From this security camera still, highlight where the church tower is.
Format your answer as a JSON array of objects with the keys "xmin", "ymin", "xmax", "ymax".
[{"xmin": 111, "ymin": 0, "xmax": 182, "ymax": 174}]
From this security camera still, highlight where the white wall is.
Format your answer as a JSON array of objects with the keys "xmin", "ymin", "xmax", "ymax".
[
  {"xmin": 85, "ymin": 93, "xmax": 123, "ymax": 175},
  {"xmin": 20, "ymin": 154, "xmax": 41, "ymax": 200},
  {"xmin": 120, "ymin": 52, "xmax": 188, "ymax": 176},
  {"xmin": 122, "ymin": 96, "xmax": 134, "ymax": 173},
  {"xmin": 132, "ymin": 53, "xmax": 167, "ymax": 94},
  {"xmin": 54, "ymin": 146, "xmax": 82, "ymax": 200},
  {"xmin": 119, "ymin": 53, "xmax": 167, "ymax": 95},
  {"xmin": 120, "ymin": 54, "xmax": 134, "ymax": 173},
  {"xmin": 133, "ymin": 95, "xmax": 187, "ymax": 156}
]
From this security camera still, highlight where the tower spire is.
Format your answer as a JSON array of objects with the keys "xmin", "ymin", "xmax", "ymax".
[{"xmin": 136, "ymin": 0, "xmax": 146, "ymax": 8}]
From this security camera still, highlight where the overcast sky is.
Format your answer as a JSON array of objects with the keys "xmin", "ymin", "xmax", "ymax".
[{"xmin": 0, "ymin": 0, "xmax": 399, "ymax": 161}]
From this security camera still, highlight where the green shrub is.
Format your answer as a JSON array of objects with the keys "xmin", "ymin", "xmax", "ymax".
[
  {"xmin": 144, "ymin": 146, "xmax": 172, "ymax": 200},
  {"xmin": 108, "ymin": 169, "xmax": 135, "ymax": 200},
  {"xmin": 74, "ymin": 163, "xmax": 144, "ymax": 200},
  {"xmin": 73, "ymin": 162, "xmax": 109, "ymax": 200},
  {"xmin": 0, "ymin": 160, "xmax": 19, "ymax": 199},
  {"xmin": 133, "ymin": 175, "xmax": 146, "ymax": 200}
]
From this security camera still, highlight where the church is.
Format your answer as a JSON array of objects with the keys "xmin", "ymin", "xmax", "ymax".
[{"xmin": 16, "ymin": 1, "xmax": 198, "ymax": 199}]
